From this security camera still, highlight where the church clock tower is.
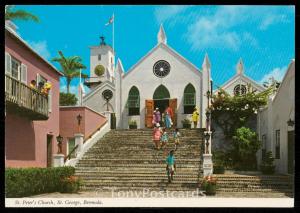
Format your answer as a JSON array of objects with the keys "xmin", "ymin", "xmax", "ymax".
[{"xmin": 85, "ymin": 36, "xmax": 115, "ymax": 90}]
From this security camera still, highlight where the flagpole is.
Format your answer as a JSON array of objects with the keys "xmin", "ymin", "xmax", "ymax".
[
  {"xmin": 112, "ymin": 13, "xmax": 115, "ymax": 75},
  {"xmin": 79, "ymin": 68, "xmax": 82, "ymax": 106}
]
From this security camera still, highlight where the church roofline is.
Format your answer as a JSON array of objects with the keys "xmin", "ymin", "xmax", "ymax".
[
  {"xmin": 216, "ymin": 73, "xmax": 265, "ymax": 92},
  {"xmin": 123, "ymin": 42, "xmax": 201, "ymax": 78},
  {"xmin": 89, "ymin": 45, "xmax": 115, "ymax": 54},
  {"xmin": 83, "ymin": 80, "xmax": 115, "ymax": 102},
  {"xmin": 272, "ymin": 59, "xmax": 295, "ymax": 103}
]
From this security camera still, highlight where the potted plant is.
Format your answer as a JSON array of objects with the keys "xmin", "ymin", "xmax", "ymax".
[
  {"xmin": 181, "ymin": 118, "xmax": 191, "ymax": 128},
  {"xmin": 200, "ymin": 175, "xmax": 217, "ymax": 195},
  {"xmin": 260, "ymin": 151, "xmax": 275, "ymax": 174},
  {"xmin": 60, "ymin": 176, "xmax": 81, "ymax": 193},
  {"xmin": 129, "ymin": 119, "xmax": 137, "ymax": 129}
]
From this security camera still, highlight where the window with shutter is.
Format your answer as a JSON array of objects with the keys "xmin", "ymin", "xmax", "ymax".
[
  {"xmin": 5, "ymin": 52, "xmax": 12, "ymax": 75},
  {"xmin": 21, "ymin": 64, "xmax": 27, "ymax": 84},
  {"xmin": 11, "ymin": 57, "xmax": 20, "ymax": 80}
]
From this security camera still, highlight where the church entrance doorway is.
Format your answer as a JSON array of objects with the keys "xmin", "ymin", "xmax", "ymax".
[{"xmin": 145, "ymin": 85, "xmax": 177, "ymax": 128}]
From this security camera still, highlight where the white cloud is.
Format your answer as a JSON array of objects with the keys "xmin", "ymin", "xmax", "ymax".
[
  {"xmin": 154, "ymin": 5, "xmax": 192, "ymax": 24},
  {"xmin": 259, "ymin": 14, "xmax": 289, "ymax": 30},
  {"xmin": 158, "ymin": 5, "xmax": 292, "ymax": 52},
  {"xmin": 260, "ymin": 66, "xmax": 287, "ymax": 84},
  {"xmin": 28, "ymin": 40, "xmax": 51, "ymax": 60}
]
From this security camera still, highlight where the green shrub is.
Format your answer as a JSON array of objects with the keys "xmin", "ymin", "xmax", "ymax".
[
  {"xmin": 5, "ymin": 166, "xmax": 78, "ymax": 197},
  {"xmin": 232, "ymin": 127, "xmax": 261, "ymax": 170},
  {"xmin": 60, "ymin": 92, "xmax": 78, "ymax": 106},
  {"xmin": 181, "ymin": 119, "xmax": 191, "ymax": 128},
  {"xmin": 260, "ymin": 151, "xmax": 275, "ymax": 174},
  {"xmin": 212, "ymin": 150, "xmax": 225, "ymax": 173}
]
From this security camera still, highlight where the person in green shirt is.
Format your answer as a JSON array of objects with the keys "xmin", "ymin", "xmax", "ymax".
[{"xmin": 166, "ymin": 150, "xmax": 176, "ymax": 183}]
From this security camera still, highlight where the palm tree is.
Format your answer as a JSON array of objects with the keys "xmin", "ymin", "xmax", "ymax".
[
  {"xmin": 52, "ymin": 51, "xmax": 88, "ymax": 94},
  {"xmin": 5, "ymin": 5, "xmax": 40, "ymax": 22}
]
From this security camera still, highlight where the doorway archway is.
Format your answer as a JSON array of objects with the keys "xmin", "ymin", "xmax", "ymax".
[
  {"xmin": 153, "ymin": 85, "xmax": 170, "ymax": 113},
  {"xmin": 153, "ymin": 84, "xmax": 170, "ymax": 100}
]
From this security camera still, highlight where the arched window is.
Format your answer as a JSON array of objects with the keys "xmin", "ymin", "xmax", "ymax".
[
  {"xmin": 183, "ymin": 83, "xmax": 196, "ymax": 114},
  {"xmin": 127, "ymin": 86, "xmax": 140, "ymax": 115},
  {"xmin": 153, "ymin": 85, "xmax": 170, "ymax": 100},
  {"xmin": 234, "ymin": 84, "xmax": 247, "ymax": 96}
]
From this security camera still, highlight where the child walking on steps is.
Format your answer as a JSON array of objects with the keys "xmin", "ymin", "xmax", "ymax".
[
  {"xmin": 160, "ymin": 128, "xmax": 169, "ymax": 149},
  {"xmin": 166, "ymin": 150, "xmax": 176, "ymax": 183},
  {"xmin": 173, "ymin": 128, "xmax": 181, "ymax": 151}
]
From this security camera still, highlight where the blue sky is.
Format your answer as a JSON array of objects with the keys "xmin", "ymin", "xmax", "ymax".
[{"xmin": 12, "ymin": 5, "xmax": 295, "ymax": 95}]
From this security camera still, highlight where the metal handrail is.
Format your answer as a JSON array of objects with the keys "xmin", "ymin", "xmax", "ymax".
[{"xmin": 64, "ymin": 144, "xmax": 79, "ymax": 162}]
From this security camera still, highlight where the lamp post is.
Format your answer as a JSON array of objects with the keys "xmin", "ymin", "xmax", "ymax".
[
  {"xmin": 77, "ymin": 114, "xmax": 82, "ymax": 133},
  {"xmin": 204, "ymin": 131, "xmax": 210, "ymax": 154},
  {"xmin": 287, "ymin": 118, "xmax": 295, "ymax": 127},
  {"xmin": 56, "ymin": 134, "xmax": 63, "ymax": 154}
]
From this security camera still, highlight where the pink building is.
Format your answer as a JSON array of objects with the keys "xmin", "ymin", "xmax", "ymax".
[
  {"xmin": 5, "ymin": 24, "xmax": 63, "ymax": 168},
  {"xmin": 59, "ymin": 106, "xmax": 107, "ymax": 159}
]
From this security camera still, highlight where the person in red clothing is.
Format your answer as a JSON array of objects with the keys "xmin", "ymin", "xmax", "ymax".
[
  {"xmin": 165, "ymin": 106, "xmax": 174, "ymax": 126},
  {"xmin": 152, "ymin": 123, "xmax": 162, "ymax": 150}
]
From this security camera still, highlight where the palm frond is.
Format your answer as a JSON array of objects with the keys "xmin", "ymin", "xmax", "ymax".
[{"xmin": 6, "ymin": 10, "xmax": 40, "ymax": 22}]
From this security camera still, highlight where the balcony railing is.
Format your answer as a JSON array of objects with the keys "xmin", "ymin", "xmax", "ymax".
[{"xmin": 5, "ymin": 74, "xmax": 49, "ymax": 120}]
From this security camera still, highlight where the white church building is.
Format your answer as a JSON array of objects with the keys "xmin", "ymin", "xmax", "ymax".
[
  {"xmin": 83, "ymin": 25, "xmax": 212, "ymax": 129},
  {"xmin": 82, "ymin": 25, "xmax": 279, "ymax": 131}
]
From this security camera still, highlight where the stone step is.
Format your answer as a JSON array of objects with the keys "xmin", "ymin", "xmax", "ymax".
[
  {"xmin": 81, "ymin": 186, "xmax": 201, "ymax": 192},
  {"xmin": 78, "ymin": 158, "xmax": 201, "ymax": 162},
  {"xmin": 216, "ymin": 188, "xmax": 293, "ymax": 193},
  {"xmin": 75, "ymin": 174, "xmax": 199, "ymax": 179},
  {"xmin": 81, "ymin": 182, "xmax": 198, "ymax": 188},
  {"xmin": 214, "ymin": 175, "xmax": 293, "ymax": 180},
  {"xmin": 81, "ymin": 179, "xmax": 199, "ymax": 184},
  {"xmin": 76, "ymin": 164, "xmax": 201, "ymax": 169}
]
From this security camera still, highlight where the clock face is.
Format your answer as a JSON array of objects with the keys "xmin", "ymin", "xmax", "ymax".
[{"xmin": 153, "ymin": 60, "xmax": 170, "ymax": 78}]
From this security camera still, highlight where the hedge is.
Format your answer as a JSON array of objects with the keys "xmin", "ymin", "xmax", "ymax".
[{"xmin": 5, "ymin": 166, "xmax": 76, "ymax": 198}]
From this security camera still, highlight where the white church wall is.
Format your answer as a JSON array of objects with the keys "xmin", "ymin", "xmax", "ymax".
[
  {"xmin": 83, "ymin": 84, "xmax": 116, "ymax": 115},
  {"xmin": 90, "ymin": 46, "xmax": 114, "ymax": 80},
  {"xmin": 121, "ymin": 44, "xmax": 202, "ymax": 129},
  {"xmin": 257, "ymin": 60, "xmax": 294, "ymax": 174}
]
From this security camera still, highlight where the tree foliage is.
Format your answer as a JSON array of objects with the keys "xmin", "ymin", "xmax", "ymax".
[
  {"xmin": 210, "ymin": 85, "xmax": 273, "ymax": 137},
  {"xmin": 60, "ymin": 92, "xmax": 78, "ymax": 106},
  {"xmin": 5, "ymin": 5, "xmax": 40, "ymax": 22},
  {"xmin": 52, "ymin": 51, "xmax": 87, "ymax": 93},
  {"xmin": 232, "ymin": 127, "xmax": 261, "ymax": 170}
]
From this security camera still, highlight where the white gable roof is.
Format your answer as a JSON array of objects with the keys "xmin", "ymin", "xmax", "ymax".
[
  {"xmin": 123, "ymin": 42, "xmax": 201, "ymax": 79},
  {"xmin": 216, "ymin": 73, "xmax": 265, "ymax": 93},
  {"xmin": 83, "ymin": 80, "xmax": 115, "ymax": 102}
]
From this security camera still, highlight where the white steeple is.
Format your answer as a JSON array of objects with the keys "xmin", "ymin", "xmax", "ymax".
[
  {"xmin": 202, "ymin": 53, "xmax": 211, "ymax": 70},
  {"xmin": 116, "ymin": 58, "xmax": 124, "ymax": 75},
  {"xmin": 236, "ymin": 58, "xmax": 244, "ymax": 75},
  {"xmin": 157, "ymin": 24, "xmax": 167, "ymax": 44}
]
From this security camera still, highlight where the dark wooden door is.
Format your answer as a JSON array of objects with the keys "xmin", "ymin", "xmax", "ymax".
[
  {"xmin": 145, "ymin": 100, "xmax": 154, "ymax": 128},
  {"xmin": 47, "ymin": 135, "xmax": 53, "ymax": 167},
  {"xmin": 288, "ymin": 131, "xmax": 294, "ymax": 174},
  {"xmin": 169, "ymin": 98, "xmax": 177, "ymax": 127}
]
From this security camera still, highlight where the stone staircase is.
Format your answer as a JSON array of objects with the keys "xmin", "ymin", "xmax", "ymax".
[
  {"xmin": 214, "ymin": 174, "xmax": 294, "ymax": 196},
  {"xmin": 75, "ymin": 128, "xmax": 204, "ymax": 192}
]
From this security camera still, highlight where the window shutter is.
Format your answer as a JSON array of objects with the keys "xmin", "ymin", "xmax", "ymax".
[
  {"xmin": 36, "ymin": 73, "xmax": 41, "ymax": 84},
  {"xmin": 21, "ymin": 64, "xmax": 27, "ymax": 84},
  {"xmin": 48, "ymin": 82, "xmax": 52, "ymax": 113},
  {"xmin": 5, "ymin": 52, "xmax": 12, "ymax": 75},
  {"xmin": 17, "ymin": 65, "xmax": 21, "ymax": 81}
]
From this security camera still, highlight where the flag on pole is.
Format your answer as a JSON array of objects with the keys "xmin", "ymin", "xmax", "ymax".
[{"xmin": 105, "ymin": 14, "xmax": 114, "ymax": 26}]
